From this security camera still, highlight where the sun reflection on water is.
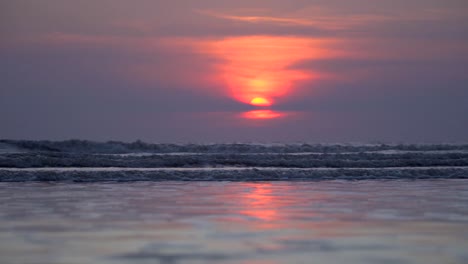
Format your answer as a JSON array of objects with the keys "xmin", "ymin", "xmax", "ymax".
[{"xmin": 240, "ymin": 183, "xmax": 279, "ymax": 222}]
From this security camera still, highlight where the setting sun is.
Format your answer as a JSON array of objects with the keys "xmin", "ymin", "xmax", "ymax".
[
  {"xmin": 250, "ymin": 97, "xmax": 271, "ymax": 106},
  {"xmin": 199, "ymin": 36, "xmax": 332, "ymax": 106}
]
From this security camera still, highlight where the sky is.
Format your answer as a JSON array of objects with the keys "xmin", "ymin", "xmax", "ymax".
[{"xmin": 1, "ymin": 0, "xmax": 467, "ymax": 143}]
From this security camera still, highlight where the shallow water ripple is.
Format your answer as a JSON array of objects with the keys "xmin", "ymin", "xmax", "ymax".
[{"xmin": 0, "ymin": 180, "xmax": 468, "ymax": 264}]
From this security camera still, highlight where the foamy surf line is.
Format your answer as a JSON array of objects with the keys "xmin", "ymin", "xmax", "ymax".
[
  {"xmin": 2, "ymin": 141, "xmax": 468, "ymax": 181},
  {"xmin": 1, "ymin": 166, "xmax": 467, "ymax": 182}
]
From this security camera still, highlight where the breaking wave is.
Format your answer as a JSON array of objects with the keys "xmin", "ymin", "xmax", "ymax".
[{"xmin": 1, "ymin": 140, "xmax": 467, "ymax": 182}]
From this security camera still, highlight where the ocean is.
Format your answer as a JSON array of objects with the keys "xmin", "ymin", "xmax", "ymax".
[{"xmin": 0, "ymin": 141, "xmax": 467, "ymax": 263}]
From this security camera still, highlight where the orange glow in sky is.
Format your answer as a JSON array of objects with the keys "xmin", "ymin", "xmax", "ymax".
[{"xmin": 204, "ymin": 36, "xmax": 330, "ymax": 106}]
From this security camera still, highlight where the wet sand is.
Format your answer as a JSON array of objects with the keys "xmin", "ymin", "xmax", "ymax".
[{"xmin": 0, "ymin": 180, "xmax": 467, "ymax": 264}]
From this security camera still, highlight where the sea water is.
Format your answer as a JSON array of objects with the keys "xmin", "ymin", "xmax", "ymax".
[{"xmin": 1, "ymin": 180, "xmax": 467, "ymax": 264}]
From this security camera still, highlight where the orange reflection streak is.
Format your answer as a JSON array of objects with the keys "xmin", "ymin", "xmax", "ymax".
[
  {"xmin": 241, "ymin": 110, "xmax": 286, "ymax": 120},
  {"xmin": 202, "ymin": 36, "xmax": 333, "ymax": 106},
  {"xmin": 213, "ymin": 183, "xmax": 349, "ymax": 233},
  {"xmin": 240, "ymin": 183, "xmax": 279, "ymax": 222}
]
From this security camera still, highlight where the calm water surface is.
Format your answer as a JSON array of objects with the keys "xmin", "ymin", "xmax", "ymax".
[{"xmin": 1, "ymin": 180, "xmax": 468, "ymax": 264}]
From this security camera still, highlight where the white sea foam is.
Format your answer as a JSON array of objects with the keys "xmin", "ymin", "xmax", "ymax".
[{"xmin": 1, "ymin": 140, "xmax": 467, "ymax": 181}]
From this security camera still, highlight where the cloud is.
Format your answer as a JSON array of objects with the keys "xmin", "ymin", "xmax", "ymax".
[
  {"xmin": 196, "ymin": 9, "xmax": 319, "ymax": 26},
  {"xmin": 196, "ymin": 5, "xmax": 468, "ymax": 38}
]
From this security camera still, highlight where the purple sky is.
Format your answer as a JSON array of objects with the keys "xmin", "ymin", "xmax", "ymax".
[{"xmin": 1, "ymin": 0, "xmax": 468, "ymax": 143}]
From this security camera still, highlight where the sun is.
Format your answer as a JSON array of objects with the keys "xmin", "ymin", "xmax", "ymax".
[
  {"xmin": 200, "ymin": 36, "xmax": 326, "ymax": 106},
  {"xmin": 250, "ymin": 97, "xmax": 271, "ymax": 106}
]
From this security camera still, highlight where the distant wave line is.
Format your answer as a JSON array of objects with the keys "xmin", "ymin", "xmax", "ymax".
[{"xmin": 2, "ymin": 166, "xmax": 468, "ymax": 172}]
